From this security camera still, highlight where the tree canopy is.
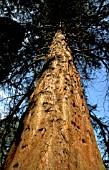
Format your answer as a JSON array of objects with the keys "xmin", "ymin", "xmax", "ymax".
[{"xmin": 0, "ymin": 0, "xmax": 109, "ymax": 168}]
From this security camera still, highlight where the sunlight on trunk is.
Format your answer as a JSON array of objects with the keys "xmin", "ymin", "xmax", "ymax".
[{"xmin": 2, "ymin": 31, "xmax": 105, "ymax": 170}]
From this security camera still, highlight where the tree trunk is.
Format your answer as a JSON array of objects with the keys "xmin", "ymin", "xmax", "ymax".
[{"xmin": 2, "ymin": 31, "xmax": 105, "ymax": 170}]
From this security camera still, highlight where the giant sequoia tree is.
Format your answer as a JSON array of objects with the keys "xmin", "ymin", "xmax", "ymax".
[
  {"xmin": 0, "ymin": 0, "xmax": 109, "ymax": 169},
  {"xmin": 2, "ymin": 30, "xmax": 106, "ymax": 170}
]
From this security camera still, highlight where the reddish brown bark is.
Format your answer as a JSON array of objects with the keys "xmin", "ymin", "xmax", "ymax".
[{"xmin": 2, "ymin": 31, "xmax": 105, "ymax": 170}]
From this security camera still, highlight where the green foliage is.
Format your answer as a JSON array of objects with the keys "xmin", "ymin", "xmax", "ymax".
[
  {"xmin": 0, "ymin": 17, "xmax": 25, "ymax": 82},
  {"xmin": 0, "ymin": 116, "xmax": 19, "ymax": 166}
]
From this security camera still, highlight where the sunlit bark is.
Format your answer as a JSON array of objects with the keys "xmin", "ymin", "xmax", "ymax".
[{"xmin": 2, "ymin": 31, "xmax": 105, "ymax": 170}]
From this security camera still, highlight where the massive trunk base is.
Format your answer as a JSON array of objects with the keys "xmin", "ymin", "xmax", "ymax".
[{"xmin": 2, "ymin": 31, "xmax": 105, "ymax": 170}]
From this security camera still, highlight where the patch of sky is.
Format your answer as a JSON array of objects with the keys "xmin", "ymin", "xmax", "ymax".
[{"xmin": 86, "ymin": 66, "xmax": 109, "ymax": 118}]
